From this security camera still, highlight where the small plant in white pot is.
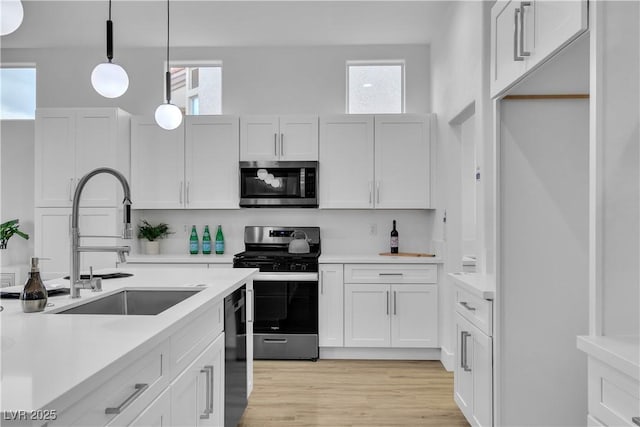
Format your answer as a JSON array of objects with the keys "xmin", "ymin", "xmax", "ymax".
[{"xmin": 137, "ymin": 220, "xmax": 172, "ymax": 255}]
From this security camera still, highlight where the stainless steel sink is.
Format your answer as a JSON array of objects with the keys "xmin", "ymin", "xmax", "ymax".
[{"xmin": 52, "ymin": 289, "xmax": 202, "ymax": 315}]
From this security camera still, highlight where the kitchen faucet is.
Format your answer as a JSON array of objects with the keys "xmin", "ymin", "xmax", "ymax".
[{"xmin": 70, "ymin": 167, "xmax": 132, "ymax": 298}]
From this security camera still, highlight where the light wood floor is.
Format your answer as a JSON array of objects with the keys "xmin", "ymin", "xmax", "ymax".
[{"xmin": 238, "ymin": 360, "xmax": 469, "ymax": 427}]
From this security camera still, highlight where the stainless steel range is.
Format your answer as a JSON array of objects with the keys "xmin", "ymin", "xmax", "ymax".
[{"xmin": 233, "ymin": 226, "xmax": 320, "ymax": 360}]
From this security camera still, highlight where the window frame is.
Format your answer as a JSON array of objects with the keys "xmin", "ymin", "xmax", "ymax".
[
  {"xmin": 346, "ymin": 60, "xmax": 406, "ymax": 114},
  {"xmin": 166, "ymin": 60, "xmax": 222, "ymax": 115},
  {"xmin": 0, "ymin": 63, "xmax": 37, "ymax": 120}
]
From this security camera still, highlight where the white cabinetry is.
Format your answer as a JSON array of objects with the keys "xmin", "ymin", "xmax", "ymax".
[
  {"xmin": 319, "ymin": 114, "xmax": 432, "ymax": 209},
  {"xmin": 240, "ymin": 115, "xmax": 318, "ymax": 161},
  {"xmin": 453, "ymin": 284, "xmax": 493, "ymax": 427},
  {"xmin": 126, "ymin": 388, "xmax": 171, "ymax": 427},
  {"xmin": 490, "ymin": 0, "xmax": 588, "ymax": 97},
  {"xmin": 35, "ymin": 108, "xmax": 130, "ymax": 208},
  {"xmin": 131, "ymin": 115, "xmax": 239, "ymax": 209},
  {"xmin": 343, "ymin": 264, "xmax": 438, "ymax": 348},
  {"xmin": 319, "ymin": 264, "xmax": 345, "ymax": 347},
  {"xmin": 170, "ymin": 333, "xmax": 225, "ymax": 427}
]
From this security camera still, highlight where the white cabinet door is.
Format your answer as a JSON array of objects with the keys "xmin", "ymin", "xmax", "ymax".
[
  {"xmin": 531, "ymin": 0, "xmax": 588, "ymax": 66},
  {"xmin": 491, "ymin": 1, "xmax": 528, "ymax": 97},
  {"xmin": 319, "ymin": 115, "xmax": 374, "ymax": 208},
  {"xmin": 185, "ymin": 116, "xmax": 239, "ymax": 209},
  {"xmin": 240, "ymin": 116, "xmax": 279, "ymax": 161},
  {"xmin": 390, "ymin": 284, "xmax": 438, "ymax": 348},
  {"xmin": 34, "ymin": 208, "xmax": 118, "ymax": 279},
  {"xmin": 128, "ymin": 388, "xmax": 171, "ymax": 427},
  {"xmin": 279, "ymin": 115, "xmax": 318, "ymax": 160},
  {"xmin": 344, "ymin": 283, "xmax": 391, "ymax": 347},
  {"xmin": 170, "ymin": 333, "xmax": 224, "ymax": 427},
  {"xmin": 131, "ymin": 117, "xmax": 185, "ymax": 209},
  {"xmin": 319, "ymin": 265, "xmax": 344, "ymax": 347},
  {"xmin": 35, "ymin": 110, "xmax": 76, "ymax": 207},
  {"xmin": 471, "ymin": 323, "xmax": 493, "ymax": 427},
  {"xmin": 454, "ymin": 313, "xmax": 474, "ymax": 421},
  {"xmin": 374, "ymin": 115, "xmax": 431, "ymax": 209}
]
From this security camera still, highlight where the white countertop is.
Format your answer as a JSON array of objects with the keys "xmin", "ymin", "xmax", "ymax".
[
  {"xmin": 577, "ymin": 335, "xmax": 640, "ymax": 380},
  {"xmin": 125, "ymin": 254, "xmax": 234, "ymax": 264},
  {"xmin": 448, "ymin": 272, "xmax": 496, "ymax": 300},
  {"xmin": 319, "ymin": 254, "xmax": 443, "ymax": 264},
  {"xmin": 0, "ymin": 267, "xmax": 257, "ymax": 412}
]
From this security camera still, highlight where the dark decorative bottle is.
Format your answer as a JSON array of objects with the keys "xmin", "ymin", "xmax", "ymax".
[
  {"xmin": 390, "ymin": 220, "xmax": 399, "ymax": 254},
  {"xmin": 21, "ymin": 257, "xmax": 48, "ymax": 313}
]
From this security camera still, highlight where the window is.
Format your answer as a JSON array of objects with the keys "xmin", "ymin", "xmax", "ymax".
[
  {"xmin": 347, "ymin": 61, "xmax": 404, "ymax": 114},
  {"xmin": 170, "ymin": 63, "xmax": 221, "ymax": 115},
  {"xmin": 1, "ymin": 67, "xmax": 36, "ymax": 119}
]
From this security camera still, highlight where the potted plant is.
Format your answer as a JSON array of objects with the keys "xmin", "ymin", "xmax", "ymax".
[
  {"xmin": 137, "ymin": 220, "xmax": 172, "ymax": 255},
  {"xmin": 0, "ymin": 219, "xmax": 29, "ymax": 249}
]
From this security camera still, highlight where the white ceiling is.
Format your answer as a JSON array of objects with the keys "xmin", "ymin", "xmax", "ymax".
[{"xmin": 1, "ymin": 1, "xmax": 454, "ymax": 49}]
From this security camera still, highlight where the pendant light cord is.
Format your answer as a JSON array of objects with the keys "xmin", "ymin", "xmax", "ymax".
[
  {"xmin": 165, "ymin": 0, "xmax": 172, "ymax": 103},
  {"xmin": 108, "ymin": 0, "xmax": 112, "ymax": 20}
]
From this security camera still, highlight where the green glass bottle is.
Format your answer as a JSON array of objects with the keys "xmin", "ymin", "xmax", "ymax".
[
  {"xmin": 215, "ymin": 225, "xmax": 224, "ymax": 254},
  {"xmin": 202, "ymin": 225, "xmax": 212, "ymax": 255},
  {"xmin": 189, "ymin": 225, "xmax": 199, "ymax": 254}
]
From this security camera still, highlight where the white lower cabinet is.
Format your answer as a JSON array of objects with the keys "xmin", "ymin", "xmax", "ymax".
[
  {"xmin": 127, "ymin": 388, "xmax": 171, "ymax": 427},
  {"xmin": 344, "ymin": 283, "xmax": 438, "ymax": 348},
  {"xmin": 319, "ymin": 264, "xmax": 344, "ymax": 347},
  {"xmin": 171, "ymin": 333, "xmax": 225, "ymax": 427}
]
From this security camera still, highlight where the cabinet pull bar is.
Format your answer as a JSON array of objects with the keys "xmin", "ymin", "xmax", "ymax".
[
  {"xmin": 274, "ymin": 133, "xmax": 278, "ymax": 156},
  {"xmin": 248, "ymin": 288, "xmax": 254, "ymax": 323},
  {"xmin": 379, "ymin": 273, "xmax": 403, "ymax": 276},
  {"xmin": 199, "ymin": 367, "xmax": 212, "ymax": 419},
  {"xmin": 460, "ymin": 301, "xmax": 476, "ymax": 312},
  {"xmin": 280, "ymin": 133, "xmax": 284, "ymax": 157},
  {"xmin": 460, "ymin": 331, "xmax": 466, "ymax": 368},
  {"xmin": 520, "ymin": 2, "xmax": 531, "ymax": 57},
  {"xmin": 513, "ymin": 8, "xmax": 524, "ymax": 61},
  {"xmin": 376, "ymin": 181, "xmax": 380, "ymax": 203},
  {"xmin": 186, "ymin": 181, "xmax": 190, "ymax": 204},
  {"xmin": 369, "ymin": 181, "xmax": 373, "ymax": 205},
  {"xmin": 320, "ymin": 271, "xmax": 324, "ymax": 294},
  {"xmin": 462, "ymin": 331, "xmax": 472, "ymax": 372},
  {"xmin": 393, "ymin": 290, "xmax": 397, "ymax": 315},
  {"xmin": 179, "ymin": 181, "xmax": 183, "ymax": 204},
  {"xmin": 386, "ymin": 291, "xmax": 389, "ymax": 315},
  {"xmin": 105, "ymin": 383, "xmax": 149, "ymax": 414},
  {"xmin": 264, "ymin": 338, "xmax": 288, "ymax": 343}
]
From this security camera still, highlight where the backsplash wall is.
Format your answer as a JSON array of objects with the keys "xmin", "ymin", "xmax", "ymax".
[{"xmin": 132, "ymin": 209, "xmax": 436, "ymax": 256}]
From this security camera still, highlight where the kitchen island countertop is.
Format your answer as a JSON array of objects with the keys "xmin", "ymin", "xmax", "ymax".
[{"xmin": 0, "ymin": 267, "xmax": 257, "ymax": 413}]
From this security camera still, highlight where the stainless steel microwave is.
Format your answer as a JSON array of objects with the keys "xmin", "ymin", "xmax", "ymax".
[{"xmin": 239, "ymin": 161, "xmax": 318, "ymax": 207}]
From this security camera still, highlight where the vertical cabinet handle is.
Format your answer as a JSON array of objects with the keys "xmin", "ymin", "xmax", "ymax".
[
  {"xmin": 393, "ymin": 291, "xmax": 397, "ymax": 315},
  {"xmin": 248, "ymin": 288, "xmax": 254, "ymax": 323},
  {"xmin": 376, "ymin": 182, "xmax": 380, "ymax": 204},
  {"xmin": 461, "ymin": 331, "xmax": 472, "ymax": 372},
  {"xmin": 274, "ymin": 133, "xmax": 278, "ymax": 156},
  {"xmin": 200, "ymin": 366, "xmax": 211, "ymax": 419},
  {"xmin": 186, "ymin": 181, "xmax": 190, "ymax": 204},
  {"xmin": 369, "ymin": 182, "xmax": 373, "ymax": 205},
  {"xmin": 280, "ymin": 133, "xmax": 284, "ymax": 157},
  {"xmin": 520, "ymin": 2, "xmax": 531, "ymax": 57},
  {"xmin": 386, "ymin": 291, "xmax": 389, "ymax": 315},
  {"xmin": 179, "ymin": 181, "xmax": 183, "ymax": 204},
  {"xmin": 513, "ymin": 8, "xmax": 524, "ymax": 61},
  {"xmin": 320, "ymin": 271, "xmax": 324, "ymax": 295}
]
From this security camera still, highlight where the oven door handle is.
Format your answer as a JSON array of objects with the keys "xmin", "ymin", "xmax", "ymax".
[{"xmin": 253, "ymin": 273, "xmax": 319, "ymax": 282}]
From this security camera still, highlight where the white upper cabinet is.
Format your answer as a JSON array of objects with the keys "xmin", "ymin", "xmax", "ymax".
[
  {"xmin": 320, "ymin": 114, "xmax": 432, "ymax": 209},
  {"xmin": 131, "ymin": 115, "xmax": 240, "ymax": 209},
  {"xmin": 35, "ymin": 108, "xmax": 131, "ymax": 208},
  {"xmin": 240, "ymin": 115, "xmax": 318, "ymax": 161},
  {"xmin": 319, "ymin": 115, "xmax": 375, "ymax": 208},
  {"xmin": 490, "ymin": 0, "xmax": 588, "ymax": 97}
]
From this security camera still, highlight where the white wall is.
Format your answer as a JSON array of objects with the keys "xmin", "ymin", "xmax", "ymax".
[{"xmin": 1, "ymin": 44, "xmax": 431, "ymax": 115}]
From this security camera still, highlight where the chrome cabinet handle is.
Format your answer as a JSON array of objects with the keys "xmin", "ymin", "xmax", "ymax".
[
  {"xmin": 369, "ymin": 181, "xmax": 373, "ymax": 205},
  {"xmin": 379, "ymin": 273, "xmax": 403, "ymax": 276},
  {"xmin": 393, "ymin": 291, "xmax": 397, "ymax": 315},
  {"xmin": 462, "ymin": 331, "xmax": 472, "ymax": 372},
  {"xmin": 513, "ymin": 8, "xmax": 524, "ymax": 61},
  {"xmin": 199, "ymin": 366, "xmax": 212, "ymax": 419},
  {"xmin": 280, "ymin": 133, "xmax": 284, "ymax": 157},
  {"xmin": 320, "ymin": 271, "xmax": 324, "ymax": 295},
  {"xmin": 386, "ymin": 291, "xmax": 389, "ymax": 315},
  {"xmin": 105, "ymin": 383, "xmax": 149, "ymax": 414},
  {"xmin": 520, "ymin": 2, "xmax": 531, "ymax": 57},
  {"xmin": 179, "ymin": 181, "xmax": 183, "ymax": 204},
  {"xmin": 274, "ymin": 133, "xmax": 278, "ymax": 156},
  {"xmin": 460, "ymin": 331, "xmax": 466, "ymax": 368},
  {"xmin": 186, "ymin": 181, "xmax": 190, "ymax": 204},
  {"xmin": 376, "ymin": 181, "xmax": 380, "ymax": 203},
  {"xmin": 248, "ymin": 288, "xmax": 254, "ymax": 323},
  {"xmin": 460, "ymin": 301, "xmax": 476, "ymax": 312}
]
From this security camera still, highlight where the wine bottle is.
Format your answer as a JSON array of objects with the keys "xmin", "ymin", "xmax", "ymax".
[
  {"xmin": 215, "ymin": 225, "xmax": 225, "ymax": 254},
  {"xmin": 189, "ymin": 225, "xmax": 199, "ymax": 254},
  {"xmin": 202, "ymin": 225, "xmax": 211, "ymax": 255},
  {"xmin": 390, "ymin": 220, "xmax": 399, "ymax": 254}
]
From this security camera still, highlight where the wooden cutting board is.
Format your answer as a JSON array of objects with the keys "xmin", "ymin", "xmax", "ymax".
[{"xmin": 379, "ymin": 252, "xmax": 436, "ymax": 257}]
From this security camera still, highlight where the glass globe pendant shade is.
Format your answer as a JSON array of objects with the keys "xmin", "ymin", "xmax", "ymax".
[
  {"xmin": 91, "ymin": 62, "xmax": 129, "ymax": 98},
  {"xmin": 0, "ymin": 0, "xmax": 24, "ymax": 36},
  {"xmin": 155, "ymin": 103, "xmax": 182, "ymax": 130}
]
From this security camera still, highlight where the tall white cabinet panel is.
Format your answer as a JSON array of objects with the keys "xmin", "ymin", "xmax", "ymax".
[
  {"xmin": 319, "ymin": 265, "xmax": 345, "ymax": 347},
  {"xmin": 35, "ymin": 108, "xmax": 131, "ymax": 208},
  {"xmin": 391, "ymin": 284, "xmax": 438, "ymax": 348},
  {"xmin": 185, "ymin": 116, "xmax": 240, "ymax": 208},
  {"xmin": 319, "ymin": 115, "xmax": 374, "ymax": 208},
  {"xmin": 34, "ymin": 208, "xmax": 118, "ymax": 279},
  {"xmin": 240, "ymin": 115, "xmax": 318, "ymax": 161},
  {"xmin": 374, "ymin": 115, "xmax": 431, "ymax": 209},
  {"xmin": 131, "ymin": 117, "xmax": 185, "ymax": 209},
  {"xmin": 344, "ymin": 283, "xmax": 392, "ymax": 347}
]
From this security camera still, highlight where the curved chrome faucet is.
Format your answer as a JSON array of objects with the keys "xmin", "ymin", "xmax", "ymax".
[{"xmin": 70, "ymin": 167, "xmax": 132, "ymax": 298}]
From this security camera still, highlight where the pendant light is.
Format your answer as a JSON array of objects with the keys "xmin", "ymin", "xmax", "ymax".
[
  {"xmin": 154, "ymin": 0, "xmax": 182, "ymax": 130},
  {"xmin": 0, "ymin": 0, "xmax": 24, "ymax": 36},
  {"xmin": 91, "ymin": 0, "xmax": 129, "ymax": 98}
]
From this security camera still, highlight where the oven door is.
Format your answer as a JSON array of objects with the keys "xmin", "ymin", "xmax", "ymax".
[
  {"xmin": 252, "ymin": 272, "xmax": 319, "ymax": 359},
  {"xmin": 239, "ymin": 161, "xmax": 318, "ymax": 207}
]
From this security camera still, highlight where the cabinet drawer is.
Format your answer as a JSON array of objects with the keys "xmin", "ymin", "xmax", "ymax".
[
  {"xmin": 51, "ymin": 339, "xmax": 169, "ymax": 427},
  {"xmin": 344, "ymin": 264, "xmax": 437, "ymax": 284},
  {"xmin": 169, "ymin": 300, "xmax": 223, "ymax": 379},
  {"xmin": 454, "ymin": 286, "xmax": 492, "ymax": 336},
  {"xmin": 589, "ymin": 358, "xmax": 640, "ymax": 427}
]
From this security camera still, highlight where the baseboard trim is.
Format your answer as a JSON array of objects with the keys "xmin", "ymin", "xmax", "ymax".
[
  {"xmin": 320, "ymin": 347, "xmax": 441, "ymax": 360},
  {"xmin": 440, "ymin": 345, "xmax": 455, "ymax": 371}
]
